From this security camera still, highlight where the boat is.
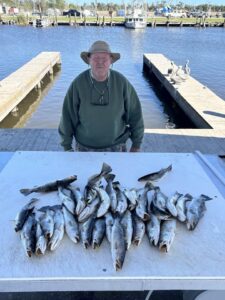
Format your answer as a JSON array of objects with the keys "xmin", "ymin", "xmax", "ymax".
[
  {"xmin": 125, "ymin": 14, "xmax": 147, "ymax": 29},
  {"xmin": 124, "ymin": 0, "xmax": 147, "ymax": 29},
  {"xmin": 33, "ymin": 17, "xmax": 51, "ymax": 28}
]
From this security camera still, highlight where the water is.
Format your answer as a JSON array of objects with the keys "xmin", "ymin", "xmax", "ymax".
[{"xmin": 0, "ymin": 25, "xmax": 225, "ymax": 129}]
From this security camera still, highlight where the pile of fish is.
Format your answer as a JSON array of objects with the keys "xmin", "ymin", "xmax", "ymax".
[{"xmin": 15, "ymin": 163, "xmax": 212, "ymax": 271}]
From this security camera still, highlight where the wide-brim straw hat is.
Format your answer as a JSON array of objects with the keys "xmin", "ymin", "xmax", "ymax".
[{"xmin": 81, "ymin": 40, "xmax": 120, "ymax": 64}]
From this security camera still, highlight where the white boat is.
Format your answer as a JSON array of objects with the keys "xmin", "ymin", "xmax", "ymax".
[
  {"xmin": 33, "ymin": 18, "xmax": 51, "ymax": 28},
  {"xmin": 125, "ymin": 14, "xmax": 147, "ymax": 29},
  {"xmin": 124, "ymin": 1, "xmax": 147, "ymax": 29}
]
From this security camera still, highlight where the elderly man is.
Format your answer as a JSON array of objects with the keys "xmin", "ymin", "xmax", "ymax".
[{"xmin": 58, "ymin": 40, "xmax": 144, "ymax": 152}]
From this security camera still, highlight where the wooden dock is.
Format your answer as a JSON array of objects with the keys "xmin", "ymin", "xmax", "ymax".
[
  {"xmin": 0, "ymin": 52, "xmax": 61, "ymax": 123},
  {"xmin": 0, "ymin": 128, "xmax": 224, "ymax": 155},
  {"xmin": 143, "ymin": 54, "xmax": 225, "ymax": 129}
]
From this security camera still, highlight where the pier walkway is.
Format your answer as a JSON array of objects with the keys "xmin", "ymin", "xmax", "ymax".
[
  {"xmin": 143, "ymin": 54, "xmax": 225, "ymax": 129},
  {"xmin": 0, "ymin": 128, "xmax": 224, "ymax": 155},
  {"xmin": 0, "ymin": 52, "xmax": 61, "ymax": 123}
]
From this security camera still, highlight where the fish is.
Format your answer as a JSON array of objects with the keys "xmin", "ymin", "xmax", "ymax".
[
  {"xmin": 138, "ymin": 165, "xmax": 172, "ymax": 182},
  {"xmin": 78, "ymin": 197, "xmax": 100, "ymax": 223},
  {"xmin": 105, "ymin": 212, "xmax": 114, "ymax": 243},
  {"xmin": 111, "ymin": 217, "xmax": 126, "ymax": 271},
  {"xmin": 135, "ymin": 182, "xmax": 153, "ymax": 221},
  {"xmin": 152, "ymin": 186, "xmax": 168, "ymax": 213},
  {"xmin": 124, "ymin": 188, "xmax": 138, "ymax": 211},
  {"xmin": 146, "ymin": 213, "xmax": 161, "ymax": 247},
  {"xmin": 48, "ymin": 207, "xmax": 65, "ymax": 251},
  {"xmin": 20, "ymin": 214, "xmax": 37, "ymax": 257},
  {"xmin": 92, "ymin": 218, "xmax": 106, "ymax": 249},
  {"xmin": 121, "ymin": 210, "xmax": 133, "ymax": 250},
  {"xmin": 58, "ymin": 186, "xmax": 76, "ymax": 215},
  {"xmin": 88, "ymin": 162, "xmax": 112, "ymax": 186},
  {"xmin": 186, "ymin": 194, "xmax": 212, "ymax": 231},
  {"xmin": 105, "ymin": 174, "xmax": 117, "ymax": 213},
  {"xmin": 132, "ymin": 214, "xmax": 145, "ymax": 246},
  {"xmin": 80, "ymin": 215, "xmax": 96, "ymax": 249},
  {"xmin": 20, "ymin": 175, "xmax": 77, "ymax": 196},
  {"xmin": 166, "ymin": 191, "xmax": 183, "ymax": 217},
  {"xmin": 68, "ymin": 186, "xmax": 86, "ymax": 216},
  {"xmin": 39, "ymin": 207, "xmax": 55, "ymax": 239},
  {"xmin": 113, "ymin": 182, "xmax": 128, "ymax": 215},
  {"xmin": 14, "ymin": 198, "xmax": 39, "ymax": 232},
  {"xmin": 83, "ymin": 185, "xmax": 97, "ymax": 204},
  {"xmin": 150, "ymin": 204, "xmax": 171, "ymax": 220},
  {"xmin": 159, "ymin": 219, "xmax": 176, "ymax": 252},
  {"xmin": 62, "ymin": 206, "xmax": 80, "ymax": 243},
  {"xmin": 35, "ymin": 222, "xmax": 47, "ymax": 255},
  {"xmin": 94, "ymin": 186, "xmax": 111, "ymax": 218},
  {"xmin": 176, "ymin": 193, "xmax": 192, "ymax": 222}
]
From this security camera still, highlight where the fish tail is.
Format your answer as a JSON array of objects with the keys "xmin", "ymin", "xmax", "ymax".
[
  {"xmin": 143, "ymin": 212, "xmax": 150, "ymax": 221},
  {"xmin": 83, "ymin": 241, "xmax": 90, "ymax": 249},
  {"xmin": 153, "ymin": 186, "xmax": 160, "ymax": 192},
  {"xmin": 20, "ymin": 189, "xmax": 32, "ymax": 196},
  {"xmin": 115, "ymin": 259, "xmax": 123, "ymax": 271},
  {"xmin": 159, "ymin": 242, "xmax": 168, "ymax": 252},
  {"xmin": 184, "ymin": 193, "xmax": 193, "ymax": 200},
  {"xmin": 101, "ymin": 162, "xmax": 112, "ymax": 176},
  {"xmin": 92, "ymin": 241, "xmax": 99, "ymax": 249},
  {"xmin": 166, "ymin": 164, "xmax": 172, "ymax": 172},
  {"xmin": 144, "ymin": 181, "xmax": 155, "ymax": 190},
  {"xmin": 105, "ymin": 173, "xmax": 116, "ymax": 183},
  {"xmin": 200, "ymin": 194, "xmax": 213, "ymax": 201},
  {"xmin": 112, "ymin": 181, "xmax": 120, "ymax": 190}
]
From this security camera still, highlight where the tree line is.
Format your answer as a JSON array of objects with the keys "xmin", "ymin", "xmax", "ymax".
[{"xmin": 0, "ymin": 0, "xmax": 225, "ymax": 13}]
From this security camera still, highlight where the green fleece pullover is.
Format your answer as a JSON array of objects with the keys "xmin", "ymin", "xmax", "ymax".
[{"xmin": 58, "ymin": 69, "xmax": 144, "ymax": 150}]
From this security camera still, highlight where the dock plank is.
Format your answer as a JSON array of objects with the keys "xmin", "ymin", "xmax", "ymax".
[
  {"xmin": 0, "ymin": 52, "xmax": 61, "ymax": 123},
  {"xmin": 144, "ymin": 54, "xmax": 225, "ymax": 129},
  {"xmin": 0, "ymin": 129, "xmax": 224, "ymax": 155}
]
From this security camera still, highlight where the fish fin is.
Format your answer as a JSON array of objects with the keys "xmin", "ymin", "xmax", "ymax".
[{"xmin": 20, "ymin": 188, "xmax": 32, "ymax": 196}]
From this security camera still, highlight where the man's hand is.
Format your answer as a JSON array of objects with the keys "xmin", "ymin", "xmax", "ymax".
[{"xmin": 130, "ymin": 146, "xmax": 140, "ymax": 152}]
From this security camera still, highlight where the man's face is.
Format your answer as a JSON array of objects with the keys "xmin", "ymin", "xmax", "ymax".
[{"xmin": 89, "ymin": 52, "xmax": 112, "ymax": 80}]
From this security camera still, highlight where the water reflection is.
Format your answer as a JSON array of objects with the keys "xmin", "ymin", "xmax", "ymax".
[{"xmin": 0, "ymin": 65, "xmax": 61, "ymax": 128}]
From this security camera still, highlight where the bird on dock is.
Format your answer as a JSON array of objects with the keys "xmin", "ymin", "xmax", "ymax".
[
  {"xmin": 183, "ymin": 59, "xmax": 191, "ymax": 76},
  {"xmin": 167, "ymin": 61, "xmax": 174, "ymax": 76},
  {"xmin": 170, "ymin": 66, "xmax": 185, "ymax": 85}
]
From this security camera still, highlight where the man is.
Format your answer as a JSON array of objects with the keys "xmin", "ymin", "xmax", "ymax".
[{"xmin": 58, "ymin": 40, "xmax": 144, "ymax": 152}]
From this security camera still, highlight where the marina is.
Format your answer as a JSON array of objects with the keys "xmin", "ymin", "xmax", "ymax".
[{"xmin": 0, "ymin": 11, "xmax": 225, "ymax": 300}]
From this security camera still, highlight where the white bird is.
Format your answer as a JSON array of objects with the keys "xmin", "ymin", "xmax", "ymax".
[
  {"xmin": 167, "ymin": 61, "xmax": 174, "ymax": 76},
  {"xmin": 170, "ymin": 65, "xmax": 185, "ymax": 84},
  {"xmin": 183, "ymin": 59, "xmax": 191, "ymax": 76}
]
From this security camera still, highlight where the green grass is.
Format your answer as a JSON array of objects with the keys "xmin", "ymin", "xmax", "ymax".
[{"xmin": 1, "ymin": 14, "xmax": 224, "ymax": 25}]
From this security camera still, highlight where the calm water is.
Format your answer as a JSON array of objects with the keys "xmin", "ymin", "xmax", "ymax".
[{"xmin": 0, "ymin": 25, "xmax": 225, "ymax": 129}]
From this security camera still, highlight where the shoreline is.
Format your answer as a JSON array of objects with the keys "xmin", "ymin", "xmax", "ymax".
[{"xmin": 1, "ymin": 16, "xmax": 225, "ymax": 28}]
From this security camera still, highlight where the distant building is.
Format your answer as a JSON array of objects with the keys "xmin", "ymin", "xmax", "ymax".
[{"xmin": 8, "ymin": 7, "xmax": 19, "ymax": 15}]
